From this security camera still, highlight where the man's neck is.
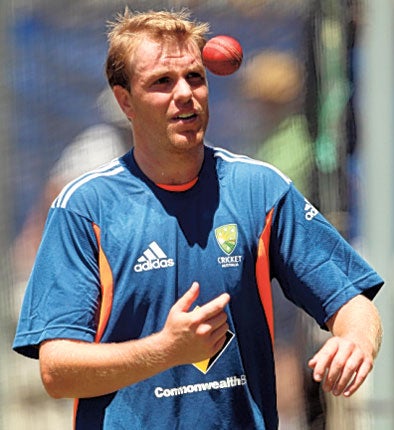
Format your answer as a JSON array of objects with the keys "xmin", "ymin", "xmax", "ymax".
[{"xmin": 133, "ymin": 145, "xmax": 204, "ymax": 186}]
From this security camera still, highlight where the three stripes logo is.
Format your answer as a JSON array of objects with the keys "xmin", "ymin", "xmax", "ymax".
[{"xmin": 134, "ymin": 241, "xmax": 174, "ymax": 272}]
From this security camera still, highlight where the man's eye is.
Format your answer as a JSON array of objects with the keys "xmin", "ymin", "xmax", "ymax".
[
  {"xmin": 154, "ymin": 77, "xmax": 171, "ymax": 85},
  {"xmin": 187, "ymin": 72, "xmax": 205, "ymax": 85}
]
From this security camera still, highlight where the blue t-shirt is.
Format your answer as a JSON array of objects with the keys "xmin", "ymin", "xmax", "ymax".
[{"xmin": 13, "ymin": 146, "xmax": 383, "ymax": 429}]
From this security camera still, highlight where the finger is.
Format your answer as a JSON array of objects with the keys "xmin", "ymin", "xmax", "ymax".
[
  {"xmin": 196, "ymin": 293, "xmax": 230, "ymax": 321},
  {"xmin": 343, "ymin": 360, "xmax": 373, "ymax": 397},
  {"xmin": 210, "ymin": 321, "xmax": 229, "ymax": 345},
  {"xmin": 322, "ymin": 346, "xmax": 354, "ymax": 393},
  {"xmin": 212, "ymin": 329, "xmax": 229, "ymax": 354},
  {"xmin": 331, "ymin": 352, "xmax": 364, "ymax": 395},
  {"xmin": 196, "ymin": 312, "xmax": 228, "ymax": 336},
  {"xmin": 308, "ymin": 340, "xmax": 339, "ymax": 383},
  {"xmin": 174, "ymin": 282, "xmax": 200, "ymax": 312}
]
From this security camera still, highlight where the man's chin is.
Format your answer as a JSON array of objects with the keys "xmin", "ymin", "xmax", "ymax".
[{"xmin": 171, "ymin": 133, "xmax": 205, "ymax": 150}]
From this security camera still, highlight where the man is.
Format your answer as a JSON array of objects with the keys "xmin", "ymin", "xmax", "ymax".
[{"xmin": 13, "ymin": 9, "xmax": 383, "ymax": 430}]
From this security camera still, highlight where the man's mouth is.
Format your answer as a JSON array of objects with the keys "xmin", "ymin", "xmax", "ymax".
[{"xmin": 174, "ymin": 112, "xmax": 197, "ymax": 121}]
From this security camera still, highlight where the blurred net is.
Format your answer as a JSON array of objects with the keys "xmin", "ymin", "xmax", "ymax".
[{"xmin": 0, "ymin": 1, "xmax": 368, "ymax": 429}]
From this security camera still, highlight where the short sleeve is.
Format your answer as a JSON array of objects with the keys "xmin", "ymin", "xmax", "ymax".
[
  {"xmin": 13, "ymin": 207, "xmax": 101, "ymax": 358},
  {"xmin": 269, "ymin": 185, "xmax": 384, "ymax": 327}
]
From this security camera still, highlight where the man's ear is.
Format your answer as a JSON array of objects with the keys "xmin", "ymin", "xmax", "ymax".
[{"xmin": 112, "ymin": 85, "xmax": 134, "ymax": 119}]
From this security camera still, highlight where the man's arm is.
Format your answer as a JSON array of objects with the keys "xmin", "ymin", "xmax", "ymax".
[
  {"xmin": 39, "ymin": 282, "xmax": 230, "ymax": 399},
  {"xmin": 308, "ymin": 293, "xmax": 382, "ymax": 397}
]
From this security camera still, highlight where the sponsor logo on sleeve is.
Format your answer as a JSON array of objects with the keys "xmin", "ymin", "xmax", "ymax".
[{"xmin": 304, "ymin": 199, "xmax": 319, "ymax": 221}]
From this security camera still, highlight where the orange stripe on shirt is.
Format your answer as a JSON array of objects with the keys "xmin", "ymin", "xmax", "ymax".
[
  {"xmin": 73, "ymin": 400, "xmax": 79, "ymax": 430},
  {"xmin": 156, "ymin": 177, "xmax": 198, "ymax": 192},
  {"xmin": 255, "ymin": 208, "xmax": 275, "ymax": 344},
  {"xmin": 92, "ymin": 222, "xmax": 114, "ymax": 342},
  {"xmin": 73, "ymin": 222, "xmax": 114, "ymax": 429}
]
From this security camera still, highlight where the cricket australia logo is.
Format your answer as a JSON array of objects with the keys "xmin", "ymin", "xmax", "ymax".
[
  {"xmin": 134, "ymin": 241, "xmax": 174, "ymax": 272},
  {"xmin": 215, "ymin": 224, "xmax": 243, "ymax": 268}
]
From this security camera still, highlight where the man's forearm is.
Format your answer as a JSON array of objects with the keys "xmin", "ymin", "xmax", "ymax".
[{"xmin": 39, "ymin": 333, "xmax": 176, "ymax": 399}]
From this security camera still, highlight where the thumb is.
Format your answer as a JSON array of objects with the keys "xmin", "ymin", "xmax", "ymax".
[{"xmin": 175, "ymin": 282, "xmax": 200, "ymax": 312}]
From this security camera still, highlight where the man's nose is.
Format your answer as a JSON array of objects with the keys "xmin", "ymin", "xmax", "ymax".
[{"xmin": 173, "ymin": 78, "xmax": 193, "ymax": 102}]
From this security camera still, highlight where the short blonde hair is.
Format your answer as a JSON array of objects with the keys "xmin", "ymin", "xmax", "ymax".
[{"xmin": 106, "ymin": 8, "xmax": 210, "ymax": 90}]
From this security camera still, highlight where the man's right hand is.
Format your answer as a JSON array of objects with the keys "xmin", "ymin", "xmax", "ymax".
[{"xmin": 160, "ymin": 282, "xmax": 231, "ymax": 366}]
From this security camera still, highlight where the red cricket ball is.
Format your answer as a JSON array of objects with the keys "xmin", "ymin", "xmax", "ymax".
[{"xmin": 202, "ymin": 35, "xmax": 243, "ymax": 76}]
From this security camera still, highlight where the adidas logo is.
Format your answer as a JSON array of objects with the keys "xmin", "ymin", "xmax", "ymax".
[{"xmin": 134, "ymin": 241, "xmax": 175, "ymax": 272}]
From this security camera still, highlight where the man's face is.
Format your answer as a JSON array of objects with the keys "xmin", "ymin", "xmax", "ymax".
[{"xmin": 126, "ymin": 36, "xmax": 209, "ymax": 154}]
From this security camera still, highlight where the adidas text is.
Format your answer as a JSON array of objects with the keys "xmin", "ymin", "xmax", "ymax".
[{"xmin": 134, "ymin": 259, "xmax": 174, "ymax": 272}]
